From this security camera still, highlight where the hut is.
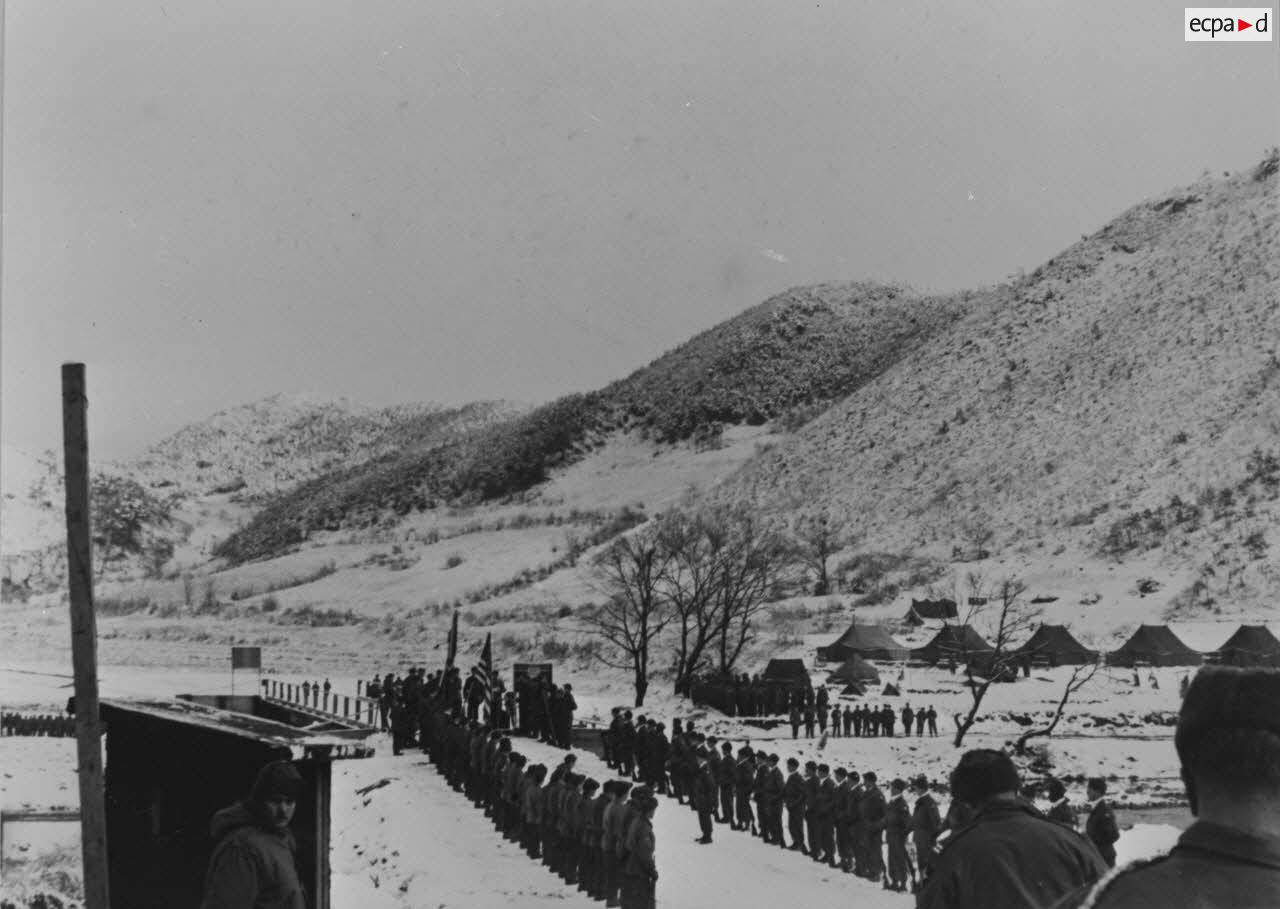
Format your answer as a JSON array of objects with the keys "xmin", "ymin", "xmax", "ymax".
[
  {"xmin": 101, "ymin": 696, "xmax": 375, "ymax": 909},
  {"xmin": 1211, "ymin": 625, "xmax": 1280, "ymax": 668},
  {"xmin": 902, "ymin": 598, "xmax": 959, "ymax": 625},
  {"xmin": 817, "ymin": 623, "xmax": 909, "ymax": 663},
  {"xmin": 761, "ymin": 658, "xmax": 811, "ymax": 690},
  {"xmin": 911, "ymin": 624, "xmax": 993, "ymax": 665},
  {"xmin": 1106, "ymin": 625, "xmax": 1203, "ymax": 667},
  {"xmin": 1015, "ymin": 625, "xmax": 1099, "ymax": 667},
  {"xmin": 827, "ymin": 654, "xmax": 882, "ymax": 687}
]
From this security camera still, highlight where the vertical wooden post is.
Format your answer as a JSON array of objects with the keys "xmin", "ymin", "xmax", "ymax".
[
  {"xmin": 61, "ymin": 363, "xmax": 110, "ymax": 909},
  {"xmin": 343, "ymin": 696, "xmax": 350, "ymax": 718}
]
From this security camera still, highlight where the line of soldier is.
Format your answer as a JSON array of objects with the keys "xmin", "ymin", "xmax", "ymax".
[
  {"xmin": 788, "ymin": 697, "xmax": 940, "ymax": 739},
  {"xmin": 419, "ymin": 701, "xmax": 659, "ymax": 909},
  {"xmin": 603, "ymin": 710, "xmax": 946, "ymax": 891},
  {"xmin": 0, "ymin": 711, "xmax": 76, "ymax": 737}
]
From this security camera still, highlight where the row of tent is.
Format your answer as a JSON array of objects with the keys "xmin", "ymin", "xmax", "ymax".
[{"xmin": 814, "ymin": 621, "xmax": 1280, "ymax": 670}]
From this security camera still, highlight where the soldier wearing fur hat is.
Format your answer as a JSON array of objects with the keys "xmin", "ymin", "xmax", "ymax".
[
  {"xmin": 200, "ymin": 760, "xmax": 307, "ymax": 909},
  {"xmin": 1052, "ymin": 666, "xmax": 1280, "ymax": 909},
  {"xmin": 621, "ymin": 786, "xmax": 659, "ymax": 909},
  {"xmin": 917, "ymin": 749, "xmax": 1105, "ymax": 909}
]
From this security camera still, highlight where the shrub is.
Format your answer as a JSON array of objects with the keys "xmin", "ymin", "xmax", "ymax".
[
  {"xmin": 97, "ymin": 595, "xmax": 155, "ymax": 617},
  {"xmin": 444, "ymin": 553, "xmax": 464, "ymax": 570},
  {"xmin": 541, "ymin": 637, "xmax": 572, "ymax": 661},
  {"xmin": 261, "ymin": 595, "xmax": 280, "ymax": 613}
]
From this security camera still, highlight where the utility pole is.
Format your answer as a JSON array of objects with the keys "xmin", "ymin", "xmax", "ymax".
[{"xmin": 62, "ymin": 363, "xmax": 111, "ymax": 909}]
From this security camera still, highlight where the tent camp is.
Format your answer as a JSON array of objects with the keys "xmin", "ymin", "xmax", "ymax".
[
  {"xmin": 1106, "ymin": 625, "xmax": 1203, "ymax": 667},
  {"xmin": 817, "ymin": 623, "xmax": 909, "ymax": 662},
  {"xmin": 1211, "ymin": 625, "xmax": 1280, "ymax": 668},
  {"xmin": 761, "ymin": 658, "xmax": 811, "ymax": 689},
  {"xmin": 911, "ymin": 625, "xmax": 993, "ymax": 665},
  {"xmin": 903, "ymin": 598, "xmax": 959, "ymax": 625},
  {"xmin": 1016, "ymin": 625, "xmax": 1098, "ymax": 667},
  {"xmin": 827, "ymin": 654, "xmax": 882, "ymax": 687}
]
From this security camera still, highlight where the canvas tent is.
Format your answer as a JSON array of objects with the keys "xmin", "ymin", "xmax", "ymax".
[
  {"xmin": 761, "ymin": 658, "xmax": 811, "ymax": 689},
  {"xmin": 817, "ymin": 623, "xmax": 909, "ymax": 662},
  {"xmin": 1211, "ymin": 625, "xmax": 1280, "ymax": 668},
  {"xmin": 1016, "ymin": 625, "xmax": 1098, "ymax": 667},
  {"xmin": 903, "ymin": 598, "xmax": 959, "ymax": 625},
  {"xmin": 1106, "ymin": 625, "xmax": 1203, "ymax": 667},
  {"xmin": 911, "ymin": 624, "xmax": 993, "ymax": 665},
  {"xmin": 827, "ymin": 654, "xmax": 882, "ymax": 687}
]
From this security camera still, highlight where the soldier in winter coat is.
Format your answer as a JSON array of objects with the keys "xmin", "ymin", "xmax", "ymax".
[
  {"xmin": 1084, "ymin": 777, "xmax": 1120, "ymax": 867},
  {"xmin": 1045, "ymin": 778, "xmax": 1076, "ymax": 829},
  {"xmin": 917, "ymin": 750, "xmax": 1105, "ymax": 909},
  {"xmin": 783, "ymin": 758, "xmax": 807, "ymax": 852},
  {"xmin": 910, "ymin": 775, "xmax": 942, "ymax": 882},
  {"xmin": 200, "ymin": 761, "xmax": 307, "ymax": 909},
  {"xmin": 1052, "ymin": 666, "xmax": 1280, "ymax": 909},
  {"xmin": 884, "ymin": 778, "xmax": 912, "ymax": 891}
]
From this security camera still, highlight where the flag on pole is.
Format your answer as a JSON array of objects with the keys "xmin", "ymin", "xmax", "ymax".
[
  {"xmin": 469, "ymin": 632, "xmax": 493, "ymax": 720},
  {"xmin": 446, "ymin": 610, "xmax": 459, "ymax": 668}
]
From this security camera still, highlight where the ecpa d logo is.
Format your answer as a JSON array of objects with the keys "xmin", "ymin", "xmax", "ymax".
[{"xmin": 1185, "ymin": 8, "xmax": 1273, "ymax": 40}]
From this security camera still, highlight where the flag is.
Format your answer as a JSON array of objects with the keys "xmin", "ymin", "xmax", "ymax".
[
  {"xmin": 469, "ymin": 632, "xmax": 493, "ymax": 720},
  {"xmin": 446, "ymin": 610, "xmax": 459, "ymax": 668}
]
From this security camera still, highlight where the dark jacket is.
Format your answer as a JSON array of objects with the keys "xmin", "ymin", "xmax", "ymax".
[
  {"xmin": 693, "ymin": 765, "xmax": 718, "ymax": 812},
  {"xmin": 1050, "ymin": 821, "xmax": 1280, "ymax": 909},
  {"xmin": 783, "ymin": 772, "xmax": 807, "ymax": 812},
  {"xmin": 200, "ymin": 803, "xmax": 306, "ymax": 909},
  {"xmin": 1085, "ymin": 799, "xmax": 1120, "ymax": 866},
  {"xmin": 623, "ymin": 813, "xmax": 657, "ymax": 879},
  {"xmin": 917, "ymin": 799, "xmax": 1106, "ymax": 909},
  {"xmin": 1047, "ymin": 798, "xmax": 1076, "ymax": 829},
  {"xmin": 912, "ymin": 793, "xmax": 942, "ymax": 859}
]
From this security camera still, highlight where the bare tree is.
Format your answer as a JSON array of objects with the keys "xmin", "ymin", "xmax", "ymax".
[
  {"xmin": 791, "ymin": 509, "xmax": 851, "ymax": 595},
  {"xmin": 1013, "ymin": 662, "xmax": 1102, "ymax": 754},
  {"xmin": 951, "ymin": 574, "xmax": 1041, "ymax": 748},
  {"xmin": 655, "ymin": 508, "xmax": 722, "ymax": 696},
  {"xmin": 711, "ymin": 504, "xmax": 796, "ymax": 675},
  {"xmin": 586, "ymin": 529, "xmax": 673, "ymax": 707}
]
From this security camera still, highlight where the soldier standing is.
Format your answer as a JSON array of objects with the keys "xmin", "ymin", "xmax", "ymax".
[
  {"xmin": 621, "ymin": 787, "xmax": 658, "ymax": 909},
  {"xmin": 834, "ymin": 767, "xmax": 855, "ymax": 873},
  {"xmin": 716, "ymin": 741, "xmax": 736, "ymax": 827},
  {"xmin": 734, "ymin": 748, "xmax": 757, "ymax": 835},
  {"xmin": 1084, "ymin": 778, "xmax": 1120, "ymax": 867},
  {"xmin": 815, "ymin": 764, "xmax": 838, "ymax": 867},
  {"xmin": 1046, "ymin": 778, "xmax": 1076, "ymax": 829},
  {"xmin": 862, "ymin": 771, "xmax": 887, "ymax": 883},
  {"xmin": 693, "ymin": 750, "xmax": 717, "ymax": 844},
  {"xmin": 885, "ymin": 778, "xmax": 912, "ymax": 891},
  {"xmin": 911, "ymin": 775, "xmax": 942, "ymax": 885},
  {"xmin": 764, "ymin": 753, "xmax": 786, "ymax": 847},
  {"xmin": 926, "ymin": 705, "xmax": 938, "ymax": 736},
  {"xmin": 783, "ymin": 757, "xmax": 807, "ymax": 853}
]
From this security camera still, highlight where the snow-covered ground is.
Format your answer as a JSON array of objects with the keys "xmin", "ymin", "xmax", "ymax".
[{"xmin": 1, "ymin": 731, "xmax": 1189, "ymax": 909}]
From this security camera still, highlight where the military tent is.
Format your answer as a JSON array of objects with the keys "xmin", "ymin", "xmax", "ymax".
[
  {"xmin": 817, "ymin": 623, "xmax": 909, "ymax": 662},
  {"xmin": 902, "ymin": 598, "xmax": 959, "ymax": 625},
  {"xmin": 1211, "ymin": 625, "xmax": 1280, "ymax": 668},
  {"xmin": 827, "ymin": 654, "xmax": 882, "ymax": 687},
  {"xmin": 1015, "ymin": 625, "xmax": 1098, "ymax": 667},
  {"xmin": 1106, "ymin": 625, "xmax": 1202, "ymax": 667},
  {"xmin": 761, "ymin": 658, "xmax": 811, "ymax": 689},
  {"xmin": 911, "ymin": 624, "xmax": 993, "ymax": 665}
]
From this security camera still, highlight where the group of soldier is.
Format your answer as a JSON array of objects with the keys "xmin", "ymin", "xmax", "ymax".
[
  {"xmin": 418, "ymin": 700, "xmax": 659, "ymax": 909},
  {"xmin": 360, "ymin": 666, "xmax": 578, "ymax": 754},
  {"xmin": 0, "ymin": 711, "xmax": 76, "ymax": 738},
  {"xmin": 786, "ymin": 689, "xmax": 939, "ymax": 739},
  {"xmin": 602, "ymin": 710, "xmax": 944, "ymax": 891}
]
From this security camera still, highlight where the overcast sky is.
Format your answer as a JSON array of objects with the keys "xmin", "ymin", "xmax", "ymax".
[{"xmin": 2, "ymin": 0, "xmax": 1277, "ymax": 459}]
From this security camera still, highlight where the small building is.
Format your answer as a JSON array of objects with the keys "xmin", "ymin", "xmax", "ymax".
[{"xmin": 101, "ymin": 695, "xmax": 375, "ymax": 909}]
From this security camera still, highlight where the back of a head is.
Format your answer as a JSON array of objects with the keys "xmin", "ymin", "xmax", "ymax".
[
  {"xmin": 1175, "ymin": 666, "xmax": 1280, "ymax": 811},
  {"xmin": 949, "ymin": 749, "xmax": 1020, "ymax": 808}
]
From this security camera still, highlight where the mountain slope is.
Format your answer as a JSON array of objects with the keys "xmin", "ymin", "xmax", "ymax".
[
  {"xmin": 215, "ymin": 283, "xmax": 964, "ymax": 563},
  {"xmin": 717, "ymin": 152, "xmax": 1279, "ymax": 609}
]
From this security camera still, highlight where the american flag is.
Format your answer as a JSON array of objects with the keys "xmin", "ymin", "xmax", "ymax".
[{"xmin": 469, "ymin": 632, "xmax": 494, "ymax": 718}]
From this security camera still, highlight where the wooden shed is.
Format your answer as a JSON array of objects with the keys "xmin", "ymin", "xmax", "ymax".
[{"xmin": 100, "ymin": 696, "xmax": 375, "ymax": 909}]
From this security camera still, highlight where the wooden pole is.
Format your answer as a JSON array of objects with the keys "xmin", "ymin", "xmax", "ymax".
[{"xmin": 61, "ymin": 363, "xmax": 110, "ymax": 909}]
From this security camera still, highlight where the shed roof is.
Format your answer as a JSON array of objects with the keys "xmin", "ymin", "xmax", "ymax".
[{"xmin": 100, "ymin": 698, "xmax": 375, "ymax": 759}]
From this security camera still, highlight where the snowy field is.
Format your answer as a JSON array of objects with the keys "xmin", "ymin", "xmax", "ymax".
[{"xmin": 0, "ymin": 734, "xmax": 1187, "ymax": 909}]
